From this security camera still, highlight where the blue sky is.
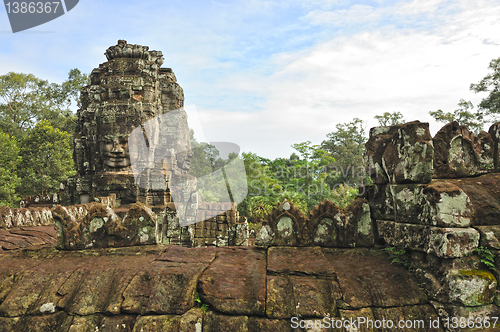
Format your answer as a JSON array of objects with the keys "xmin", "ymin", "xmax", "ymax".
[{"xmin": 1, "ymin": 0, "xmax": 500, "ymax": 159}]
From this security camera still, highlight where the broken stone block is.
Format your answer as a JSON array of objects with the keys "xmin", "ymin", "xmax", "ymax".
[
  {"xmin": 377, "ymin": 220, "xmax": 479, "ymax": 258},
  {"xmin": 444, "ymin": 269, "xmax": 497, "ymax": 306},
  {"xmin": 447, "ymin": 173, "xmax": 500, "ymax": 226},
  {"xmin": 364, "ymin": 121, "xmax": 434, "ymax": 184},
  {"xmin": 376, "ymin": 173, "xmax": 500, "ymax": 227},
  {"xmin": 434, "ymin": 121, "xmax": 494, "ymax": 178},
  {"xmin": 386, "ymin": 181, "xmax": 473, "ymax": 227},
  {"xmin": 476, "ymin": 225, "xmax": 500, "ymax": 249}
]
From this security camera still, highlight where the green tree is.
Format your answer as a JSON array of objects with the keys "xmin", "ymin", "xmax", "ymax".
[
  {"xmin": 0, "ymin": 129, "xmax": 21, "ymax": 207},
  {"xmin": 237, "ymin": 152, "xmax": 283, "ymax": 219},
  {"xmin": 470, "ymin": 57, "xmax": 500, "ymax": 120},
  {"xmin": 17, "ymin": 121, "xmax": 76, "ymax": 197},
  {"xmin": 0, "ymin": 69, "xmax": 89, "ymax": 139},
  {"xmin": 286, "ymin": 141, "xmax": 335, "ymax": 210},
  {"xmin": 430, "ymin": 99, "xmax": 484, "ymax": 134},
  {"xmin": 188, "ymin": 131, "xmax": 236, "ymax": 202},
  {"xmin": 374, "ymin": 111, "xmax": 405, "ymax": 126},
  {"xmin": 429, "ymin": 56, "xmax": 500, "ymax": 133},
  {"xmin": 321, "ymin": 118, "xmax": 367, "ymax": 186},
  {"xmin": 60, "ymin": 68, "xmax": 90, "ymax": 109}
]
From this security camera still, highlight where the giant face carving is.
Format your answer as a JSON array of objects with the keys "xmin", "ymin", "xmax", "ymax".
[
  {"xmin": 97, "ymin": 119, "xmax": 136, "ymax": 173},
  {"xmin": 100, "ymin": 135, "xmax": 131, "ymax": 170}
]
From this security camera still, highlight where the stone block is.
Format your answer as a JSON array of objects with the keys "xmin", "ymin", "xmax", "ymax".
[
  {"xmin": 15, "ymin": 312, "xmax": 73, "ymax": 332},
  {"xmin": 100, "ymin": 315, "xmax": 136, "ymax": 332},
  {"xmin": 386, "ymin": 181, "xmax": 472, "ymax": 227},
  {"xmin": 267, "ymin": 247, "xmax": 336, "ymax": 276},
  {"xmin": 338, "ymin": 307, "xmax": 375, "ymax": 332},
  {"xmin": 132, "ymin": 309, "xmax": 202, "ymax": 332},
  {"xmin": 248, "ymin": 318, "xmax": 294, "ymax": 332},
  {"xmin": 198, "ymin": 247, "xmax": 266, "ymax": 315},
  {"xmin": 377, "ymin": 220, "xmax": 479, "ymax": 258},
  {"xmin": 122, "ymin": 261, "xmax": 207, "ymax": 315},
  {"xmin": 266, "ymin": 275, "xmax": 339, "ymax": 319},
  {"xmin": 371, "ymin": 305, "xmax": 441, "ymax": 331},
  {"xmin": 203, "ymin": 311, "xmax": 248, "ymax": 332},
  {"xmin": 444, "ymin": 269, "xmax": 497, "ymax": 306},
  {"xmin": 323, "ymin": 248, "xmax": 428, "ymax": 308},
  {"xmin": 364, "ymin": 121, "xmax": 434, "ymax": 184}
]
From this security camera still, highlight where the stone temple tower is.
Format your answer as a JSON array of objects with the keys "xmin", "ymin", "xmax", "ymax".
[{"xmin": 66, "ymin": 40, "xmax": 191, "ymax": 207}]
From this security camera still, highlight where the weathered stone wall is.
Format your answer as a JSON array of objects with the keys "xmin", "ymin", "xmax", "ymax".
[
  {"xmin": 51, "ymin": 200, "xmax": 248, "ymax": 250},
  {"xmin": 364, "ymin": 120, "xmax": 500, "ymax": 328},
  {"xmin": 0, "ymin": 243, "xmax": 439, "ymax": 332}
]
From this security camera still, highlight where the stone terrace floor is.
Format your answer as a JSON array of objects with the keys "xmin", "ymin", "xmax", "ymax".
[{"xmin": 0, "ymin": 244, "xmax": 445, "ymax": 331}]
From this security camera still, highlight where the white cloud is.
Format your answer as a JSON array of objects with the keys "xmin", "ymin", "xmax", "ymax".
[
  {"xmin": 306, "ymin": 5, "xmax": 381, "ymax": 27},
  {"xmin": 195, "ymin": 0, "xmax": 500, "ymax": 159}
]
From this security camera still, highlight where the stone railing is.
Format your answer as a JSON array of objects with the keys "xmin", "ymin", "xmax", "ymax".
[
  {"xmin": 255, "ymin": 198, "xmax": 373, "ymax": 248},
  {"xmin": 0, "ymin": 206, "xmax": 53, "ymax": 229},
  {"xmin": 52, "ymin": 200, "xmax": 248, "ymax": 250}
]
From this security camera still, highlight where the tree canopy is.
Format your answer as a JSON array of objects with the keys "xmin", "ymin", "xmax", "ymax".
[
  {"xmin": 0, "ymin": 69, "xmax": 89, "ymax": 139},
  {"xmin": 17, "ymin": 120, "xmax": 75, "ymax": 197},
  {"xmin": 0, "ymin": 69, "xmax": 88, "ymax": 206},
  {"xmin": 0, "ymin": 129, "xmax": 21, "ymax": 207},
  {"xmin": 374, "ymin": 111, "xmax": 405, "ymax": 126},
  {"xmin": 430, "ymin": 56, "xmax": 500, "ymax": 133}
]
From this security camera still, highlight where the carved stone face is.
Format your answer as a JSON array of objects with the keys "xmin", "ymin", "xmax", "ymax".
[
  {"xmin": 100, "ymin": 135, "xmax": 131, "ymax": 171},
  {"xmin": 176, "ymin": 149, "xmax": 194, "ymax": 172}
]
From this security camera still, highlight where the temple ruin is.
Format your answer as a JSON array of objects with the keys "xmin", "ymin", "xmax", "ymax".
[{"xmin": 1, "ymin": 41, "xmax": 500, "ymax": 331}]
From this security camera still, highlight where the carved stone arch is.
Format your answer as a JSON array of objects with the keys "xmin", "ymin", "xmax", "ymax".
[
  {"xmin": 308, "ymin": 200, "xmax": 341, "ymax": 247},
  {"xmin": 264, "ymin": 200, "xmax": 308, "ymax": 246}
]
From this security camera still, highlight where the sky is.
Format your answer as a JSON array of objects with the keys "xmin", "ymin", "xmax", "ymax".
[{"xmin": 1, "ymin": 0, "xmax": 500, "ymax": 159}]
